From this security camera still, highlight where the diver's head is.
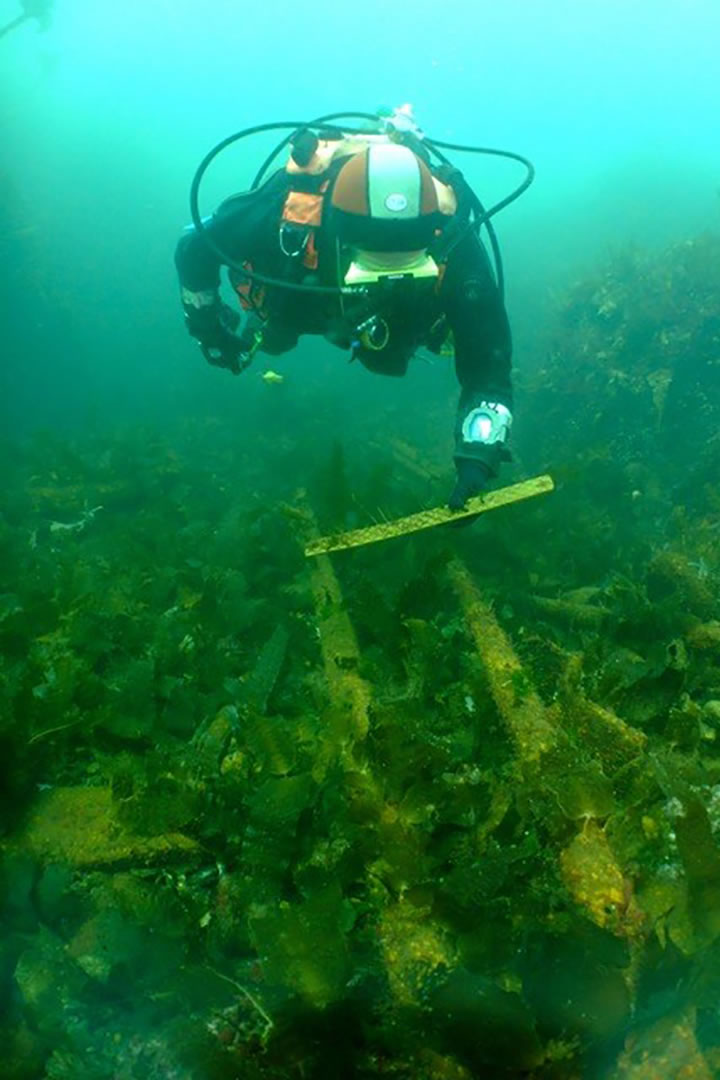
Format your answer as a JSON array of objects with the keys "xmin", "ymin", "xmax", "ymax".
[{"xmin": 331, "ymin": 143, "xmax": 443, "ymax": 283}]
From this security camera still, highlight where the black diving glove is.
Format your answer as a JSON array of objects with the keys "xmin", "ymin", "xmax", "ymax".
[
  {"xmin": 448, "ymin": 458, "xmax": 492, "ymax": 512},
  {"xmin": 449, "ymin": 397, "xmax": 512, "ymax": 516},
  {"xmin": 183, "ymin": 300, "xmax": 246, "ymax": 375}
]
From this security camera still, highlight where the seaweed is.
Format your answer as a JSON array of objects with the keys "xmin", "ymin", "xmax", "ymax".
[{"xmin": 2, "ymin": 232, "xmax": 720, "ymax": 1076}]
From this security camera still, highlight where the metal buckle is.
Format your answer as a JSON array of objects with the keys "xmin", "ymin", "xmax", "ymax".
[{"xmin": 279, "ymin": 223, "xmax": 309, "ymax": 258}]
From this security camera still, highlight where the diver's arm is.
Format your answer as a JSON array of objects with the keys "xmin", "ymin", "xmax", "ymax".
[
  {"xmin": 174, "ymin": 197, "xmax": 264, "ymax": 370},
  {"xmin": 174, "ymin": 221, "xmax": 222, "ymax": 311},
  {"xmin": 442, "ymin": 232, "xmax": 513, "ymax": 476},
  {"xmin": 0, "ymin": 14, "xmax": 27, "ymax": 38},
  {"xmin": 174, "ymin": 173, "xmax": 287, "ymax": 366},
  {"xmin": 174, "ymin": 215, "xmax": 237, "ymax": 365},
  {"xmin": 174, "ymin": 170, "xmax": 288, "ymax": 307}
]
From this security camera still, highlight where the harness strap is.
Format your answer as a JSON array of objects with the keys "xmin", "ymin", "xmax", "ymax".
[
  {"xmin": 233, "ymin": 261, "xmax": 267, "ymax": 315},
  {"xmin": 279, "ymin": 178, "xmax": 331, "ymax": 270},
  {"xmin": 282, "ymin": 189, "xmax": 325, "ymax": 227}
]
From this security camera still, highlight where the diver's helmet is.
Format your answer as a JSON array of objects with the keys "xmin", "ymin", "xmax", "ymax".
[{"xmin": 330, "ymin": 143, "xmax": 443, "ymax": 285}]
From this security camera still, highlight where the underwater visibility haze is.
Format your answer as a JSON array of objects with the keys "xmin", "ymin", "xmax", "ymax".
[{"xmin": 2, "ymin": 1, "xmax": 720, "ymax": 1076}]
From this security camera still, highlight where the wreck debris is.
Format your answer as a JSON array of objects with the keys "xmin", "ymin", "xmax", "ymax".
[
  {"xmin": 48, "ymin": 505, "xmax": 104, "ymax": 536},
  {"xmin": 296, "ymin": 498, "xmax": 372, "ymax": 762},
  {"xmin": 16, "ymin": 787, "xmax": 200, "ymax": 870},
  {"xmin": 447, "ymin": 555, "xmax": 557, "ymax": 763},
  {"xmin": 3, "ymin": 228, "xmax": 720, "ymax": 1075},
  {"xmin": 610, "ymin": 1008, "xmax": 713, "ymax": 1080}
]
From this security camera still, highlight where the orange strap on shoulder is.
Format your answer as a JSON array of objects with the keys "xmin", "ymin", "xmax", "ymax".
[{"xmin": 282, "ymin": 190, "xmax": 324, "ymax": 227}]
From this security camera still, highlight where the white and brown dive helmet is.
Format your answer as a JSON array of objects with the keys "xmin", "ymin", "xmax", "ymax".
[{"xmin": 330, "ymin": 142, "xmax": 448, "ymax": 286}]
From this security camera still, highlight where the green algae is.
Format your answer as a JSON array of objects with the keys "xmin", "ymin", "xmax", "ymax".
[{"xmin": 1, "ymin": 234, "xmax": 720, "ymax": 1076}]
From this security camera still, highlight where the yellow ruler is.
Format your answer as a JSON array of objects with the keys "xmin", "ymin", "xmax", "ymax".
[{"xmin": 304, "ymin": 474, "xmax": 555, "ymax": 557}]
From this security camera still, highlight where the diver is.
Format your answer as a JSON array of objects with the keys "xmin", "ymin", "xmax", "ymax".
[{"xmin": 174, "ymin": 108, "xmax": 519, "ymax": 510}]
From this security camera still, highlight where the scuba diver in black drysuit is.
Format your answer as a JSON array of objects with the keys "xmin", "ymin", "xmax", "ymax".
[{"xmin": 175, "ymin": 107, "xmax": 533, "ymax": 510}]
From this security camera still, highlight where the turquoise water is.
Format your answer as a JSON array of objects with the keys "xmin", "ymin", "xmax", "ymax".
[{"xmin": 3, "ymin": 0, "xmax": 719, "ymax": 432}]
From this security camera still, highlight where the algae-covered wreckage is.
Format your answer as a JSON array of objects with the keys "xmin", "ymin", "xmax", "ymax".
[{"xmin": 1, "ymin": 233, "xmax": 720, "ymax": 1078}]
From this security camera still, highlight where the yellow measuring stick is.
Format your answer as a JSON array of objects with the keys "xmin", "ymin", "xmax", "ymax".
[{"xmin": 304, "ymin": 474, "xmax": 555, "ymax": 557}]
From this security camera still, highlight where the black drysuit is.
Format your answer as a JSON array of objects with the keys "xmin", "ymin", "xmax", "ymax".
[{"xmin": 175, "ymin": 167, "xmax": 513, "ymax": 473}]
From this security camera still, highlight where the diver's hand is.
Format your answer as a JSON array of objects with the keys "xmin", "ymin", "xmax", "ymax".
[
  {"xmin": 184, "ymin": 301, "xmax": 245, "ymax": 374},
  {"xmin": 184, "ymin": 299, "xmax": 239, "ymax": 342},
  {"xmin": 448, "ymin": 458, "xmax": 491, "ymax": 512},
  {"xmin": 200, "ymin": 337, "xmax": 244, "ymax": 375}
]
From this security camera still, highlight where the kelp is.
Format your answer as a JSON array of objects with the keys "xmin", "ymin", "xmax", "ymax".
[{"xmin": 1, "ymin": 233, "xmax": 720, "ymax": 1077}]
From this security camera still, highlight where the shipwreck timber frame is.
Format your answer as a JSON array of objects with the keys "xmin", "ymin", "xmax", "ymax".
[{"xmin": 292, "ymin": 469, "xmax": 714, "ymax": 1076}]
